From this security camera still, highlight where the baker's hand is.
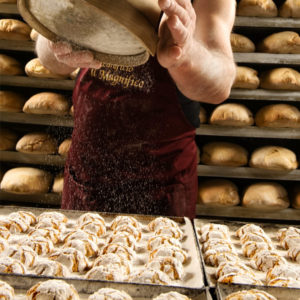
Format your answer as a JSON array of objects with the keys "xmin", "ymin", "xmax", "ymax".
[
  {"xmin": 157, "ymin": 0, "xmax": 196, "ymax": 69},
  {"xmin": 49, "ymin": 40, "xmax": 102, "ymax": 69}
]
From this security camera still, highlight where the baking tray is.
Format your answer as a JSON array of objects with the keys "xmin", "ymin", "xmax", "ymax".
[
  {"xmin": 193, "ymin": 218, "xmax": 300, "ymax": 288},
  {"xmin": 0, "ymin": 273, "xmax": 212, "ymax": 300},
  {"xmin": 0, "ymin": 205, "xmax": 205, "ymax": 291},
  {"xmin": 216, "ymin": 283, "xmax": 300, "ymax": 300}
]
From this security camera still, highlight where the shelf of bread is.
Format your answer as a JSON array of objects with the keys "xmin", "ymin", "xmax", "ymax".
[
  {"xmin": 234, "ymin": 16, "xmax": 300, "ymax": 28},
  {"xmin": 0, "ymin": 39, "xmax": 34, "ymax": 51},
  {"xmin": 233, "ymin": 53, "xmax": 300, "ymax": 66},
  {"xmin": 197, "ymin": 165, "xmax": 300, "ymax": 181},
  {"xmin": 0, "ymin": 3, "xmax": 18, "ymax": 14},
  {"xmin": 0, "ymin": 150, "xmax": 66, "ymax": 167}
]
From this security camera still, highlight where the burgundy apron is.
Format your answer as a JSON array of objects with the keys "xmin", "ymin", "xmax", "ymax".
[{"xmin": 61, "ymin": 57, "xmax": 198, "ymax": 218}]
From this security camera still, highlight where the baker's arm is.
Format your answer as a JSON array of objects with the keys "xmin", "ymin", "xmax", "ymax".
[{"xmin": 157, "ymin": 0, "xmax": 236, "ymax": 103}]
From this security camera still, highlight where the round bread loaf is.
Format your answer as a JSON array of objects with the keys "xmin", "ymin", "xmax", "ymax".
[
  {"xmin": 0, "ymin": 54, "xmax": 23, "ymax": 75},
  {"xmin": 232, "ymin": 66, "xmax": 260, "ymax": 89},
  {"xmin": 16, "ymin": 132, "xmax": 57, "ymax": 154},
  {"xmin": 250, "ymin": 146, "xmax": 298, "ymax": 170},
  {"xmin": 260, "ymin": 68, "xmax": 300, "ymax": 90},
  {"xmin": 0, "ymin": 91, "xmax": 26, "ymax": 112},
  {"xmin": 0, "ymin": 19, "xmax": 31, "ymax": 40},
  {"xmin": 201, "ymin": 142, "xmax": 248, "ymax": 167},
  {"xmin": 25, "ymin": 58, "xmax": 69, "ymax": 79},
  {"xmin": 279, "ymin": 0, "xmax": 300, "ymax": 17},
  {"xmin": 0, "ymin": 167, "xmax": 52, "ymax": 194},
  {"xmin": 198, "ymin": 179, "xmax": 240, "ymax": 207},
  {"xmin": 209, "ymin": 103, "xmax": 254, "ymax": 127},
  {"xmin": 258, "ymin": 31, "xmax": 300, "ymax": 54},
  {"xmin": 30, "ymin": 28, "xmax": 39, "ymax": 41},
  {"xmin": 52, "ymin": 173, "xmax": 64, "ymax": 194},
  {"xmin": 230, "ymin": 33, "xmax": 255, "ymax": 52},
  {"xmin": 255, "ymin": 104, "xmax": 300, "ymax": 128},
  {"xmin": 58, "ymin": 138, "xmax": 71, "ymax": 156},
  {"xmin": 23, "ymin": 92, "xmax": 69, "ymax": 115},
  {"xmin": 0, "ymin": 128, "xmax": 18, "ymax": 150},
  {"xmin": 292, "ymin": 186, "xmax": 300, "ymax": 209},
  {"xmin": 242, "ymin": 182, "xmax": 290, "ymax": 210},
  {"xmin": 237, "ymin": 0, "xmax": 278, "ymax": 17}
]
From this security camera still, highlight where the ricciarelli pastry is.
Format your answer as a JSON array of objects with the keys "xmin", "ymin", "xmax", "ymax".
[
  {"xmin": 153, "ymin": 292, "xmax": 191, "ymax": 300},
  {"xmin": 225, "ymin": 289, "xmax": 277, "ymax": 300},
  {"xmin": 33, "ymin": 259, "xmax": 70, "ymax": 277},
  {"xmin": 63, "ymin": 239, "xmax": 99, "ymax": 258},
  {"xmin": 129, "ymin": 268, "xmax": 171, "ymax": 284},
  {"xmin": 232, "ymin": 66, "xmax": 260, "ymax": 89},
  {"xmin": 237, "ymin": 0, "xmax": 278, "ymax": 17},
  {"xmin": 279, "ymin": 0, "xmax": 300, "ymax": 17},
  {"xmin": 230, "ymin": 33, "xmax": 255, "ymax": 52},
  {"xmin": 147, "ymin": 235, "xmax": 182, "ymax": 251},
  {"xmin": 7, "ymin": 244, "xmax": 37, "ymax": 268},
  {"xmin": 0, "ymin": 257, "xmax": 26, "ymax": 274},
  {"xmin": 88, "ymin": 288, "xmax": 132, "ymax": 300},
  {"xmin": 148, "ymin": 217, "xmax": 179, "ymax": 232},
  {"xmin": 0, "ymin": 280, "xmax": 14, "ymax": 300},
  {"xmin": 260, "ymin": 68, "xmax": 300, "ymax": 91},
  {"xmin": 149, "ymin": 245, "xmax": 188, "ymax": 264}
]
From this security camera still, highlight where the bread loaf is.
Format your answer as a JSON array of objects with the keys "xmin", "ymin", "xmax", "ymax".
[
  {"xmin": 0, "ymin": 167, "xmax": 52, "ymax": 194},
  {"xmin": 258, "ymin": 31, "xmax": 300, "ymax": 54},
  {"xmin": 69, "ymin": 105, "xmax": 74, "ymax": 117},
  {"xmin": 16, "ymin": 132, "xmax": 57, "ymax": 154},
  {"xmin": 242, "ymin": 182, "xmax": 290, "ymax": 209},
  {"xmin": 58, "ymin": 138, "xmax": 72, "ymax": 156},
  {"xmin": 292, "ymin": 186, "xmax": 300, "ymax": 209},
  {"xmin": 209, "ymin": 103, "xmax": 254, "ymax": 126},
  {"xmin": 232, "ymin": 66, "xmax": 260, "ymax": 89},
  {"xmin": 279, "ymin": 0, "xmax": 300, "ymax": 17},
  {"xmin": 199, "ymin": 106, "xmax": 207, "ymax": 124},
  {"xmin": 0, "ymin": 0, "xmax": 17, "ymax": 2},
  {"xmin": 0, "ymin": 54, "xmax": 23, "ymax": 75},
  {"xmin": 255, "ymin": 104, "xmax": 300, "ymax": 128},
  {"xmin": 69, "ymin": 68, "xmax": 80, "ymax": 80},
  {"xmin": 260, "ymin": 68, "xmax": 300, "ymax": 90},
  {"xmin": 250, "ymin": 146, "xmax": 298, "ymax": 170},
  {"xmin": 23, "ymin": 92, "xmax": 70, "ymax": 115},
  {"xmin": 237, "ymin": 0, "xmax": 278, "ymax": 17},
  {"xmin": 25, "ymin": 58, "xmax": 69, "ymax": 79},
  {"xmin": 30, "ymin": 29, "xmax": 39, "ymax": 41},
  {"xmin": 230, "ymin": 33, "xmax": 255, "ymax": 52},
  {"xmin": 0, "ymin": 19, "xmax": 31, "ymax": 40},
  {"xmin": 201, "ymin": 142, "xmax": 248, "ymax": 167},
  {"xmin": 0, "ymin": 90, "xmax": 26, "ymax": 112},
  {"xmin": 198, "ymin": 179, "xmax": 240, "ymax": 207},
  {"xmin": 52, "ymin": 173, "xmax": 64, "ymax": 194},
  {"xmin": 0, "ymin": 128, "xmax": 18, "ymax": 150}
]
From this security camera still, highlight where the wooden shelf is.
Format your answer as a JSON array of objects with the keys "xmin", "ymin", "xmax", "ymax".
[
  {"xmin": 234, "ymin": 53, "xmax": 300, "ymax": 66},
  {"xmin": 0, "ymin": 112, "xmax": 74, "ymax": 127},
  {"xmin": 0, "ymin": 39, "xmax": 35, "ymax": 52},
  {"xmin": 196, "ymin": 205, "xmax": 300, "ymax": 221},
  {"xmin": 1, "ymin": 75, "xmax": 75, "ymax": 90},
  {"xmin": 0, "ymin": 151, "xmax": 66, "ymax": 167},
  {"xmin": 0, "ymin": 3, "xmax": 19, "ymax": 14},
  {"xmin": 196, "ymin": 125, "xmax": 300, "ymax": 139},
  {"xmin": 234, "ymin": 16, "xmax": 300, "ymax": 28},
  {"xmin": 197, "ymin": 165, "xmax": 300, "ymax": 181},
  {"xmin": 230, "ymin": 89, "xmax": 300, "ymax": 101}
]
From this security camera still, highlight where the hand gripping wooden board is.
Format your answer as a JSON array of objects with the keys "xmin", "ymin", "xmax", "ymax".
[{"xmin": 18, "ymin": 0, "xmax": 161, "ymax": 66}]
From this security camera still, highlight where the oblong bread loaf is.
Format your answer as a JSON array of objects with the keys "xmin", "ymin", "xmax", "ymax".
[
  {"xmin": 58, "ymin": 138, "xmax": 72, "ymax": 157},
  {"xmin": 292, "ymin": 186, "xmax": 300, "ymax": 209},
  {"xmin": 209, "ymin": 103, "xmax": 254, "ymax": 126},
  {"xmin": 230, "ymin": 33, "xmax": 255, "ymax": 53},
  {"xmin": 258, "ymin": 31, "xmax": 300, "ymax": 54},
  {"xmin": 232, "ymin": 66, "xmax": 260, "ymax": 89},
  {"xmin": 0, "ymin": 0, "xmax": 17, "ymax": 3},
  {"xmin": 242, "ymin": 182, "xmax": 290, "ymax": 210},
  {"xmin": 237, "ymin": 0, "xmax": 278, "ymax": 17},
  {"xmin": 255, "ymin": 104, "xmax": 300, "ymax": 128},
  {"xmin": 0, "ymin": 19, "xmax": 31, "ymax": 40},
  {"xmin": 0, "ymin": 54, "xmax": 23, "ymax": 75},
  {"xmin": 23, "ymin": 92, "xmax": 69, "ymax": 115},
  {"xmin": 260, "ymin": 68, "xmax": 300, "ymax": 91},
  {"xmin": 0, "ymin": 167, "xmax": 52, "ymax": 194},
  {"xmin": 250, "ymin": 146, "xmax": 298, "ymax": 170},
  {"xmin": 16, "ymin": 132, "xmax": 57, "ymax": 154},
  {"xmin": 0, "ymin": 90, "xmax": 26, "ymax": 112},
  {"xmin": 201, "ymin": 142, "xmax": 248, "ymax": 167},
  {"xmin": 198, "ymin": 179, "xmax": 240, "ymax": 207},
  {"xmin": 279, "ymin": 0, "xmax": 300, "ymax": 17},
  {"xmin": 0, "ymin": 128, "xmax": 18, "ymax": 150},
  {"xmin": 25, "ymin": 58, "xmax": 69, "ymax": 79},
  {"xmin": 52, "ymin": 173, "xmax": 64, "ymax": 194}
]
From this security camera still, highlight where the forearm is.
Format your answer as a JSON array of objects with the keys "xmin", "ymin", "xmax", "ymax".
[{"xmin": 35, "ymin": 35, "xmax": 76, "ymax": 75}]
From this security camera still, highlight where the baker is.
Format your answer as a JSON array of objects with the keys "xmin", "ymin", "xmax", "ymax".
[{"xmin": 35, "ymin": 0, "xmax": 236, "ymax": 218}]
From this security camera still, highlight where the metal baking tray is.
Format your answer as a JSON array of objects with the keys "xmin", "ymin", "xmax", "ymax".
[
  {"xmin": 193, "ymin": 218, "xmax": 300, "ymax": 288},
  {"xmin": 216, "ymin": 283, "xmax": 300, "ymax": 300},
  {"xmin": 0, "ymin": 205, "xmax": 205, "ymax": 292},
  {"xmin": 0, "ymin": 273, "xmax": 211, "ymax": 300}
]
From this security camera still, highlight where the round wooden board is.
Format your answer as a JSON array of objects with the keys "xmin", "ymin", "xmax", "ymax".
[{"xmin": 18, "ymin": 0, "xmax": 160, "ymax": 66}]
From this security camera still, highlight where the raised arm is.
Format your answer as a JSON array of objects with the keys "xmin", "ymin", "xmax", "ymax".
[{"xmin": 157, "ymin": 0, "xmax": 236, "ymax": 103}]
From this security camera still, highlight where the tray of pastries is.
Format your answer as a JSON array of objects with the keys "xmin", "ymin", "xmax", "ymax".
[
  {"xmin": 0, "ymin": 205, "xmax": 204, "ymax": 292},
  {"xmin": 194, "ymin": 218, "xmax": 300, "ymax": 289},
  {"xmin": 216, "ymin": 283, "xmax": 300, "ymax": 300},
  {"xmin": 0, "ymin": 274, "xmax": 212, "ymax": 300}
]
